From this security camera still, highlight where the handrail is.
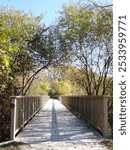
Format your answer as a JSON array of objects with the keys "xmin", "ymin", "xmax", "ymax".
[
  {"xmin": 61, "ymin": 96, "xmax": 109, "ymax": 138},
  {"xmin": 10, "ymin": 96, "xmax": 49, "ymax": 140}
]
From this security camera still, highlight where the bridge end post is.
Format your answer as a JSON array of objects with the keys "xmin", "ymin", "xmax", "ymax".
[
  {"xmin": 102, "ymin": 96, "xmax": 108, "ymax": 138},
  {"xmin": 10, "ymin": 98, "xmax": 16, "ymax": 140}
]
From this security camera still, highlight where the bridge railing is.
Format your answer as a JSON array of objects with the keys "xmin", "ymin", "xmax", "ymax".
[
  {"xmin": 61, "ymin": 96, "xmax": 109, "ymax": 138},
  {"xmin": 10, "ymin": 96, "xmax": 49, "ymax": 140}
]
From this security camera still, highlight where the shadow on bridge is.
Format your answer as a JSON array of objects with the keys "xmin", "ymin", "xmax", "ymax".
[{"xmin": 15, "ymin": 99, "xmax": 103, "ymax": 147}]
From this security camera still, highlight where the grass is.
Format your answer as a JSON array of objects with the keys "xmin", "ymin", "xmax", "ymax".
[
  {"xmin": 0, "ymin": 141, "xmax": 26, "ymax": 150},
  {"xmin": 101, "ymin": 139, "xmax": 113, "ymax": 150}
]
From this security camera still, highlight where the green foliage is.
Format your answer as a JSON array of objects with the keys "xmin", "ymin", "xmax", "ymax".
[
  {"xmin": 61, "ymin": 3, "xmax": 94, "ymax": 39},
  {"xmin": 41, "ymin": 82, "xmax": 51, "ymax": 93},
  {"xmin": 51, "ymin": 65, "xmax": 85, "ymax": 95},
  {"xmin": 0, "ymin": 7, "xmax": 42, "ymax": 94},
  {"xmin": 28, "ymin": 24, "xmax": 71, "ymax": 68},
  {"xmin": 27, "ymin": 79, "xmax": 48, "ymax": 96},
  {"xmin": 53, "ymin": 80, "xmax": 72, "ymax": 95},
  {"xmin": 49, "ymin": 89, "xmax": 60, "ymax": 99},
  {"xmin": 48, "ymin": 79, "xmax": 72, "ymax": 98},
  {"xmin": 0, "ymin": 7, "xmax": 41, "ymax": 63}
]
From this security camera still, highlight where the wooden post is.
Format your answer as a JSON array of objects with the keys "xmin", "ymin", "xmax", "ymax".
[
  {"xmin": 102, "ymin": 97, "xmax": 108, "ymax": 138},
  {"xmin": 10, "ymin": 98, "xmax": 16, "ymax": 140},
  {"xmin": 91, "ymin": 98, "xmax": 94, "ymax": 125}
]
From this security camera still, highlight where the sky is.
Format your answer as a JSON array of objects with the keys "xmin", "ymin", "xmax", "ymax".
[{"xmin": 0, "ymin": 0, "xmax": 112, "ymax": 26}]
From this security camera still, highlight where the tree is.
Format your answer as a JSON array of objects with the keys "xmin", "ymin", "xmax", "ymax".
[
  {"xmin": 0, "ymin": 7, "xmax": 42, "ymax": 95},
  {"xmin": 21, "ymin": 24, "xmax": 71, "ymax": 95},
  {"xmin": 0, "ymin": 7, "xmax": 42, "ymax": 142},
  {"xmin": 57, "ymin": 2, "xmax": 113, "ymax": 95}
]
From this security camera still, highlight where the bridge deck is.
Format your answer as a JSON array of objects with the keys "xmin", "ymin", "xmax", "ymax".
[{"xmin": 15, "ymin": 99, "xmax": 107, "ymax": 150}]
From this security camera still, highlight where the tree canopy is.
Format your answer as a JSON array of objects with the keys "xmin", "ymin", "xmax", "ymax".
[{"xmin": 56, "ymin": 2, "xmax": 113, "ymax": 95}]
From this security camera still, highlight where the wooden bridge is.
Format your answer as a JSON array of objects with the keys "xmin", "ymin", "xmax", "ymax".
[{"xmin": 10, "ymin": 96, "xmax": 109, "ymax": 150}]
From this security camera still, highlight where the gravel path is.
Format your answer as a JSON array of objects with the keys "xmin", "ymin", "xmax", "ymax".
[{"xmin": 15, "ymin": 99, "xmax": 108, "ymax": 150}]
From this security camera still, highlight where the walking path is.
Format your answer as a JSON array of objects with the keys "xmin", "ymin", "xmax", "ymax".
[{"xmin": 15, "ymin": 99, "xmax": 108, "ymax": 150}]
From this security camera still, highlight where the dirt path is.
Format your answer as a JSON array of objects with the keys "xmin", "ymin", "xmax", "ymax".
[{"xmin": 15, "ymin": 99, "xmax": 108, "ymax": 150}]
